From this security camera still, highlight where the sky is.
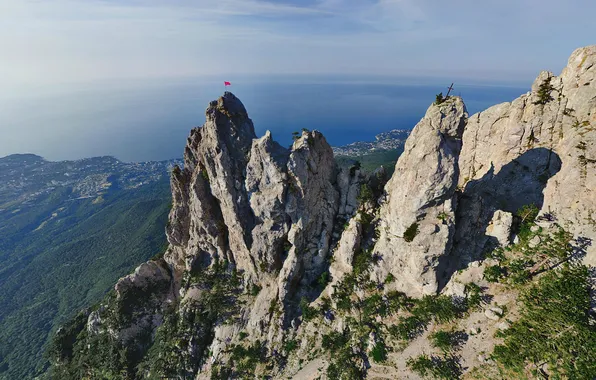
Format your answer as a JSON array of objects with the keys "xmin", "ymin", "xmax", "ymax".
[{"xmin": 1, "ymin": 0, "xmax": 596, "ymax": 94}]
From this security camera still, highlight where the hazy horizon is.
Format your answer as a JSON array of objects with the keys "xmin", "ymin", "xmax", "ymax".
[
  {"xmin": 1, "ymin": 77, "xmax": 527, "ymax": 162},
  {"xmin": 2, "ymin": 0, "xmax": 594, "ymax": 162}
]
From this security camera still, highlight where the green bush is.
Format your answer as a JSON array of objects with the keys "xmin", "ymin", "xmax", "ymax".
[
  {"xmin": 515, "ymin": 204, "xmax": 539, "ymax": 240},
  {"xmin": 370, "ymin": 340, "xmax": 388, "ymax": 363},
  {"xmin": 250, "ymin": 284, "xmax": 262, "ymax": 296},
  {"xmin": 384, "ymin": 273, "xmax": 396, "ymax": 284},
  {"xmin": 322, "ymin": 330, "xmax": 348, "ymax": 352},
  {"xmin": 353, "ymin": 248, "xmax": 374, "ymax": 276},
  {"xmin": 507, "ymin": 258, "xmax": 532, "ymax": 284},
  {"xmin": 435, "ymin": 92, "xmax": 446, "ymax": 105},
  {"xmin": 283, "ymin": 339, "xmax": 298, "ymax": 354},
  {"xmin": 386, "ymin": 290, "xmax": 412, "ymax": 314},
  {"xmin": 403, "ymin": 222, "xmax": 419, "ymax": 242},
  {"xmin": 389, "ymin": 316, "xmax": 426, "ymax": 340},
  {"xmin": 429, "ymin": 330, "xmax": 465, "ymax": 353},
  {"xmin": 230, "ymin": 340, "xmax": 265, "ymax": 376},
  {"xmin": 464, "ymin": 282, "xmax": 483, "ymax": 309},
  {"xmin": 533, "ymin": 77, "xmax": 554, "ymax": 105},
  {"xmin": 357, "ymin": 183, "xmax": 374, "ymax": 204},
  {"xmin": 483, "ymin": 265, "xmax": 504, "ymax": 282},
  {"xmin": 413, "ymin": 295, "xmax": 464, "ymax": 324},
  {"xmin": 317, "ymin": 271, "xmax": 330, "ymax": 288},
  {"xmin": 299, "ymin": 297, "xmax": 318, "ymax": 321},
  {"xmin": 407, "ymin": 354, "xmax": 462, "ymax": 379},
  {"xmin": 492, "ymin": 265, "xmax": 596, "ymax": 379}
]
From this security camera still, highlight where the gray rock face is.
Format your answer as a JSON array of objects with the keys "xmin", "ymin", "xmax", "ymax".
[
  {"xmin": 372, "ymin": 96, "xmax": 468, "ymax": 296},
  {"xmin": 365, "ymin": 46, "xmax": 595, "ymax": 295},
  {"xmin": 157, "ymin": 95, "xmax": 344, "ymax": 361},
  {"xmin": 111, "ymin": 259, "xmax": 174, "ymax": 343},
  {"xmin": 485, "ymin": 210, "xmax": 514, "ymax": 247},
  {"xmin": 455, "ymin": 45, "xmax": 596, "ymax": 267},
  {"xmin": 74, "ymin": 45, "xmax": 596, "ymax": 379}
]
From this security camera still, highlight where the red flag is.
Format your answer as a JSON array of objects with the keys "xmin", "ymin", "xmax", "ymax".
[{"xmin": 224, "ymin": 81, "xmax": 231, "ymax": 86}]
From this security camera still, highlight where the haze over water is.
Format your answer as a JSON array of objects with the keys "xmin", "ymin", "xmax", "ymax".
[{"xmin": 1, "ymin": 76, "xmax": 527, "ymax": 162}]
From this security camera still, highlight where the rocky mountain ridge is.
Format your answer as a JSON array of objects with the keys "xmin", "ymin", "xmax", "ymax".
[{"xmin": 50, "ymin": 46, "xmax": 596, "ymax": 379}]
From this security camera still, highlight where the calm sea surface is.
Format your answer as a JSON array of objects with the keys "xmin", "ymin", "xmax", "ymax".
[{"xmin": 1, "ymin": 77, "xmax": 529, "ymax": 162}]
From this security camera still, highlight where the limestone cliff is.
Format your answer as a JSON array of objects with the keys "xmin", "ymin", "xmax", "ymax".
[{"xmin": 49, "ymin": 47, "xmax": 596, "ymax": 380}]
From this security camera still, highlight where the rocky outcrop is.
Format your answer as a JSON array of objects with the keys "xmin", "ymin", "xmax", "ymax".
[
  {"xmin": 372, "ymin": 96, "xmax": 468, "ymax": 296},
  {"xmin": 52, "ymin": 46, "xmax": 596, "ymax": 380},
  {"xmin": 454, "ymin": 45, "xmax": 596, "ymax": 267}
]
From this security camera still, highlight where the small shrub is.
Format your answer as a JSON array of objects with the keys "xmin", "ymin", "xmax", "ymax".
[
  {"xmin": 437, "ymin": 212, "xmax": 449, "ymax": 222},
  {"xmin": 386, "ymin": 290, "xmax": 412, "ymax": 314},
  {"xmin": 435, "ymin": 92, "xmax": 446, "ymax": 105},
  {"xmin": 533, "ymin": 77, "xmax": 554, "ymax": 105},
  {"xmin": 370, "ymin": 341, "xmax": 388, "ymax": 363},
  {"xmin": 299, "ymin": 297, "xmax": 317, "ymax": 321},
  {"xmin": 389, "ymin": 316, "xmax": 426, "ymax": 340},
  {"xmin": 430, "ymin": 330, "xmax": 466, "ymax": 353},
  {"xmin": 414, "ymin": 295, "xmax": 463, "ymax": 323},
  {"xmin": 507, "ymin": 259, "xmax": 532, "ymax": 285},
  {"xmin": 250, "ymin": 284, "xmax": 262, "ymax": 296},
  {"xmin": 357, "ymin": 183, "xmax": 374, "ymax": 204},
  {"xmin": 384, "ymin": 273, "xmax": 395, "ymax": 284},
  {"xmin": 464, "ymin": 282, "xmax": 483, "ymax": 309},
  {"xmin": 353, "ymin": 248, "xmax": 373, "ymax": 276},
  {"xmin": 200, "ymin": 168, "xmax": 209, "ymax": 181},
  {"xmin": 484, "ymin": 265, "xmax": 504, "ymax": 282},
  {"xmin": 319, "ymin": 296, "xmax": 331, "ymax": 314},
  {"xmin": 322, "ymin": 330, "xmax": 348, "ymax": 352},
  {"xmin": 407, "ymin": 354, "xmax": 462, "ymax": 379},
  {"xmin": 403, "ymin": 222, "xmax": 419, "ymax": 242},
  {"xmin": 317, "ymin": 271, "xmax": 330, "ymax": 288},
  {"xmin": 283, "ymin": 339, "xmax": 298, "ymax": 354}
]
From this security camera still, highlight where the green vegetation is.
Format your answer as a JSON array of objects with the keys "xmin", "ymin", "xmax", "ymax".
[
  {"xmin": 357, "ymin": 183, "xmax": 374, "ymax": 204},
  {"xmin": 435, "ymin": 92, "xmax": 447, "ymax": 105},
  {"xmin": 516, "ymin": 203, "xmax": 539, "ymax": 239},
  {"xmin": 50, "ymin": 258, "xmax": 243, "ymax": 379},
  {"xmin": 483, "ymin": 264, "xmax": 504, "ymax": 282},
  {"xmin": 407, "ymin": 354, "xmax": 462, "ymax": 379},
  {"xmin": 0, "ymin": 179, "xmax": 171, "ymax": 379},
  {"xmin": 323, "ymin": 228, "xmax": 480, "ymax": 379},
  {"xmin": 430, "ymin": 330, "xmax": 465, "ymax": 353},
  {"xmin": 317, "ymin": 271, "xmax": 330, "ymax": 288},
  {"xmin": 228, "ymin": 340, "xmax": 266, "ymax": 377},
  {"xmin": 299, "ymin": 297, "xmax": 318, "ymax": 321},
  {"xmin": 477, "ymin": 207, "xmax": 596, "ymax": 378},
  {"xmin": 492, "ymin": 265, "xmax": 596, "ymax": 379},
  {"xmin": 335, "ymin": 147, "xmax": 404, "ymax": 177},
  {"xmin": 384, "ymin": 272, "xmax": 396, "ymax": 284},
  {"xmin": 403, "ymin": 222, "xmax": 419, "ymax": 242},
  {"xmin": 370, "ymin": 340, "xmax": 388, "ymax": 363},
  {"xmin": 533, "ymin": 77, "xmax": 555, "ymax": 105},
  {"xmin": 283, "ymin": 339, "xmax": 298, "ymax": 354},
  {"xmin": 251, "ymin": 283, "xmax": 262, "ymax": 296}
]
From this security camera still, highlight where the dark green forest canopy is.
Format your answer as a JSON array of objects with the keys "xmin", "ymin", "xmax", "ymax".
[{"xmin": 0, "ymin": 155, "xmax": 172, "ymax": 379}]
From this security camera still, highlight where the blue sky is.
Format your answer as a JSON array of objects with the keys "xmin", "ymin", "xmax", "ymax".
[{"xmin": 1, "ymin": 0, "xmax": 595, "ymax": 92}]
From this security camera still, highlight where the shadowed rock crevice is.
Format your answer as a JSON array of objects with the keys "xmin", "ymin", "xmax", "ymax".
[{"xmin": 438, "ymin": 147, "xmax": 562, "ymax": 290}]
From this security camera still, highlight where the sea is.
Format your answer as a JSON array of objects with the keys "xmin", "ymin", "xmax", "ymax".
[{"xmin": 1, "ymin": 76, "xmax": 529, "ymax": 162}]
